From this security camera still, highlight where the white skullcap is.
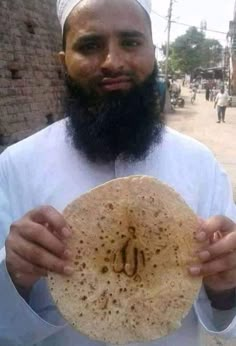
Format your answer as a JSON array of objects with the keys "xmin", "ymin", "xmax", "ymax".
[{"xmin": 57, "ymin": 0, "xmax": 152, "ymax": 32}]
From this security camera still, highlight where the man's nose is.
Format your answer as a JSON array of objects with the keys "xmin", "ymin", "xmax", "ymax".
[{"xmin": 101, "ymin": 44, "xmax": 125, "ymax": 74}]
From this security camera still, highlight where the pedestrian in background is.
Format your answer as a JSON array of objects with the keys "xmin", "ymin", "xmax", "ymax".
[
  {"xmin": 214, "ymin": 87, "xmax": 229, "ymax": 123},
  {"xmin": 205, "ymin": 86, "xmax": 210, "ymax": 101}
]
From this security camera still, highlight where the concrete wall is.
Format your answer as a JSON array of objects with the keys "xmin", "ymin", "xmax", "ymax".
[
  {"xmin": 0, "ymin": 0, "xmax": 65, "ymax": 145},
  {"xmin": 231, "ymin": 55, "xmax": 236, "ymax": 95}
]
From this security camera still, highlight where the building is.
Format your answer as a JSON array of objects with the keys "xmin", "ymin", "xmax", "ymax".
[{"xmin": 0, "ymin": 0, "xmax": 65, "ymax": 146}]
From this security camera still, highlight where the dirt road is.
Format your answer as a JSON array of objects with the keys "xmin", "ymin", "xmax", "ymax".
[
  {"xmin": 167, "ymin": 89, "xmax": 235, "ymax": 346},
  {"xmin": 167, "ymin": 88, "xmax": 236, "ymax": 198}
]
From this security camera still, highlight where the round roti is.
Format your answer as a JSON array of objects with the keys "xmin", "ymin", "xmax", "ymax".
[{"xmin": 47, "ymin": 175, "xmax": 202, "ymax": 344}]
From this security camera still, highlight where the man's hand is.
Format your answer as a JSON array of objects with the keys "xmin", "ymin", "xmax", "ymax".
[
  {"xmin": 189, "ymin": 216, "xmax": 236, "ymax": 309},
  {"xmin": 189, "ymin": 216, "xmax": 236, "ymax": 291},
  {"xmin": 5, "ymin": 206, "xmax": 73, "ymax": 291}
]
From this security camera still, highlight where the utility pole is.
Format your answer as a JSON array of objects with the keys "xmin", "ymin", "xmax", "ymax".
[{"xmin": 165, "ymin": 0, "xmax": 174, "ymax": 81}]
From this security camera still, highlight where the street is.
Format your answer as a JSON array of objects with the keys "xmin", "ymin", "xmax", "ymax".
[
  {"xmin": 167, "ymin": 88, "xmax": 236, "ymax": 200},
  {"xmin": 167, "ymin": 88, "xmax": 235, "ymax": 346}
]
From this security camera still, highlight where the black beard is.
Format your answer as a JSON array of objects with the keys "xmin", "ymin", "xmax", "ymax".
[{"xmin": 65, "ymin": 64, "xmax": 165, "ymax": 163}]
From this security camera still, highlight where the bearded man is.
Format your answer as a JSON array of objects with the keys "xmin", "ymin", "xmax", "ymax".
[{"xmin": 0, "ymin": 1, "xmax": 236, "ymax": 345}]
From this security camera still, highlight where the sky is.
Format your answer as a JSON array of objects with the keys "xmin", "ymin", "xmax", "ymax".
[{"xmin": 151, "ymin": 0, "xmax": 235, "ymax": 60}]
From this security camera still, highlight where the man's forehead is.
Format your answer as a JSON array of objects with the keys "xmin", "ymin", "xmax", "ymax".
[{"xmin": 57, "ymin": 0, "xmax": 152, "ymax": 33}]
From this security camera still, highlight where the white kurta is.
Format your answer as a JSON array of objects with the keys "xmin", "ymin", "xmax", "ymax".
[{"xmin": 0, "ymin": 119, "xmax": 236, "ymax": 346}]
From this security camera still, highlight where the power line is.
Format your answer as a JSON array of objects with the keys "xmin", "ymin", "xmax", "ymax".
[
  {"xmin": 172, "ymin": 21, "xmax": 228, "ymax": 35},
  {"xmin": 152, "ymin": 10, "xmax": 228, "ymax": 35},
  {"xmin": 152, "ymin": 10, "xmax": 167, "ymax": 20}
]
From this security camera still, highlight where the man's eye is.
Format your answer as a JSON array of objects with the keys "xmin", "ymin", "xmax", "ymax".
[
  {"xmin": 79, "ymin": 42, "xmax": 100, "ymax": 53},
  {"xmin": 122, "ymin": 40, "xmax": 141, "ymax": 48}
]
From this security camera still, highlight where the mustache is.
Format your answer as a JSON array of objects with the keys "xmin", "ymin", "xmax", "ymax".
[
  {"xmin": 90, "ymin": 71, "xmax": 136, "ymax": 84},
  {"xmin": 66, "ymin": 70, "xmax": 135, "ymax": 81},
  {"xmin": 65, "ymin": 72, "xmax": 138, "ymax": 100},
  {"xmin": 101, "ymin": 71, "xmax": 134, "ymax": 78}
]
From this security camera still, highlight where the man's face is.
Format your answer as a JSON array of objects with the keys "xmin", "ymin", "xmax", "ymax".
[
  {"xmin": 60, "ymin": 0, "xmax": 164, "ymax": 163},
  {"xmin": 60, "ymin": 0, "xmax": 155, "ymax": 96}
]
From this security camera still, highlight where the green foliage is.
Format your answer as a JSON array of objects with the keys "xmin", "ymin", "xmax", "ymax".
[{"xmin": 162, "ymin": 27, "xmax": 223, "ymax": 75}]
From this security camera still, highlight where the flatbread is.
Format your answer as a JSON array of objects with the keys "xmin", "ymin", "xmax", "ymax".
[{"xmin": 47, "ymin": 175, "xmax": 202, "ymax": 344}]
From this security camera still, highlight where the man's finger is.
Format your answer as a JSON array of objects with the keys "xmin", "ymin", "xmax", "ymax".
[
  {"xmin": 199, "ymin": 216, "xmax": 235, "ymax": 239},
  {"xmin": 6, "ymin": 250, "xmax": 48, "ymax": 277},
  {"xmin": 189, "ymin": 251, "xmax": 236, "ymax": 276},
  {"xmin": 198, "ymin": 231, "xmax": 236, "ymax": 262},
  {"xmin": 11, "ymin": 236, "xmax": 74, "ymax": 276},
  {"xmin": 13, "ymin": 221, "xmax": 70, "ymax": 259},
  {"xmin": 28, "ymin": 206, "xmax": 71, "ymax": 239}
]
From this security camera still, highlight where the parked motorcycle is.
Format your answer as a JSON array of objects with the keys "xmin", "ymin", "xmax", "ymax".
[{"xmin": 170, "ymin": 92, "xmax": 185, "ymax": 108}]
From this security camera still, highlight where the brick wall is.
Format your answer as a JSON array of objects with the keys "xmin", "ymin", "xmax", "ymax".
[{"xmin": 0, "ymin": 0, "xmax": 65, "ymax": 146}]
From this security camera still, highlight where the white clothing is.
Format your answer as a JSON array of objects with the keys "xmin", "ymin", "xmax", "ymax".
[
  {"xmin": 215, "ymin": 92, "xmax": 229, "ymax": 107},
  {"xmin": 171, "ymin": 81, "xmax": 180, "ymax": 94},
  {"xmin": 0, "ymin": 119, "xmax": 236, "ymax": 346},
  {"xmin": 57, "ymin": 0, "xmax": 152, "ymax": 31}
]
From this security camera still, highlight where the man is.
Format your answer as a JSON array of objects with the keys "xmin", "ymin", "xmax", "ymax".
[
  {"xmin": 170, "ymin": 78, "xmax": 181, "ymax": 97},
  {"xmin": 191, "ymin": 85, "xmax": 197, "ymax": 104},
  {"xmin": 214, "ymin": 86, "xmax": 230, "ymax": 123},
  {"xmin": 205, "ymin": 85, "xmax": 210, "ymax": 101},
  {"xmin": 210, "ymin": 87, "xmax": 216, "ymax": 102},
  {"xmin": 0, "ymin": 0, "xmax": 236, "ymax": 345}
]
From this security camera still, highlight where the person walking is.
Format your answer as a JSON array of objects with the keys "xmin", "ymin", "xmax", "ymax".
[
  {"xmin": 205, "ymin": 86, "xmax": 210, "ymax": 101},
  {"xmin": 214, "ymin": 87, "xmax": 229, "ymax": 123},
  {"xmin": 191, "ymin": 85, "xmax": 197, "ymax": 104}
]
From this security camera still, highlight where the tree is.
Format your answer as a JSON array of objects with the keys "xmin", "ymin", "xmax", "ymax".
[
  {"xmin": 158, "ymin": 56, "xmax": 174, "ymax": 76},
  {"xmin": 170, "ymin": 27, "xmax": 204, "ymax": 74},
  {"xmin": 161, "ymin": 27, "xmax": 223, "ymax": 75},
  {"xmin": 200, "ymin": 39, "xmax": 223, "ymax": 68}
]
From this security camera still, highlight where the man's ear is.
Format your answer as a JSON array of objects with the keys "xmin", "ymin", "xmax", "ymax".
[{"xmin": 58, "ymin": 51, "xmax": 66, "ymax": 68}]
